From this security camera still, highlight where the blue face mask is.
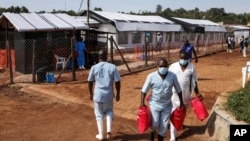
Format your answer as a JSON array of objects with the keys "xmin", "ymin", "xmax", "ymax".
[
  {"xmin": 179, "ymin": 59, "xmax": 189, "ymax": 66},
  {"xmin": 158, "ymin": 67, "xmax": 168, "ymax": 75}
]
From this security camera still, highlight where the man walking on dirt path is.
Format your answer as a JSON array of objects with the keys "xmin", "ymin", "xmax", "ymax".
[
  {"xmin": 140, "ymin": 57, "xmax": 184, "ymax": 141},
  {"xmin": 88, "ymin": 49, "xmax": 121, "ymax": 141},
  {"xmin": 169, "ymin": 50, "xmax": 203, "ymax": 141},
  {"xmin": 180, "ymin": 39, "xmax": 198, "ymax": 63}
]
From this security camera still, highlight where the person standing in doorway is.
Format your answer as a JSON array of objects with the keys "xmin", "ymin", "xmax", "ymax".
[
  {"xmin": 88, "ymin": 49, "xmax": 121, "ymax": 141},
  {"xmin": 140, "ymin": 57, "xmax": 184, "ymax": 141},
  {"xmin": 75, "ymin": 37, "xmax": 86, "ymax": 69},
  {"xmin": 243, "ymin": 37, "xmax": 249, "ymax": 57},
  {"xmin": 180, "ymin": 39, "xmax": 198, "ymax": 63},
  {"xmin": 239, "ymin": 36, "xmax": 244, "ymax": 53},
  {"xmin": 155, "ymin": 32, "xmax": 163, "ymax": 52},
  {"xmin": 169, "ymin": 50, "xmax": 203, "ymax": 141},
  {"xmin": 226, "ymin": 36, "xmax": 232, "ymax": 53}
]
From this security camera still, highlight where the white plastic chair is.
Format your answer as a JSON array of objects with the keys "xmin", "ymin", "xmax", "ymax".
[
  {"xmin": 242, "ymin": 61, "xmax": 250, "ymax": 88},
  {"xmin": 54, "ymin": 54, "xmax": 66, "ymax": 70}
]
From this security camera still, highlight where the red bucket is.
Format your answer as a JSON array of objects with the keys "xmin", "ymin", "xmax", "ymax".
[
  {"xmin": 190, "ymin": 97, "xmax": 208, "ymax": 122},
  {"xmin": 170, "ymin": 107, "xmax": 186, "ymax": 131}
]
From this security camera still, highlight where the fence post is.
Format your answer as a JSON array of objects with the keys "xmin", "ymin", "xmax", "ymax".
[
  {"xmin": 110, "ymin": 37, "xmax": 114, "ymax": 63},
  {"xmin": 7, "ymin": 41, "xmax": 13, "ymax": 84},
  {"xmin": 110, "ymin": 36, "xmax": 130, "ymax": 72},
  {"xmin": 71, "ymin": 38, "xmax": 76, "ymax": 81},
  {"xmin": 32, "ymin": 40, "xmax": 36, "ymax": 83}
]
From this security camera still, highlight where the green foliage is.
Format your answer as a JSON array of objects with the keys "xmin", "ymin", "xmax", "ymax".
[{"xmin": 226, "ymin": 82, "xmax": 250, "ymax": 123}]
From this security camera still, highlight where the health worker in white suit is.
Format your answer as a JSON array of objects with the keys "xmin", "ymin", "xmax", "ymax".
[{"xmin": 168, "ymin": 50, "xmax": 203, "ymax": 141}]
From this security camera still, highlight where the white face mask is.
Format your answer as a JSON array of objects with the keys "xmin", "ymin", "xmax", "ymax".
[
  {"xmin": 158, "ymin": 67, "xmax": 168, "ymax": 75},
  {"xmin": 179, "ymin": 59, "xmax": 189, "ymax": 66}
]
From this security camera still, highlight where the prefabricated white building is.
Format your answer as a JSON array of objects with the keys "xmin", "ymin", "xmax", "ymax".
[{"xmin": 83, "ymin": 10, "xmax": 184, "ymax": 51}]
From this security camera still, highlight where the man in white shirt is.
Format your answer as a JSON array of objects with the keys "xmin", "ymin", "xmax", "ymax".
[
  {"xmin": 88, "ymin": 49, "xmax": 121, "ymax": 141},
  {"xmin": 156, "ymin": 32, "xmax": 163, "ymax": 52},
  {"xmin": 168, "ymin": 50, "xmax": 203, "ymax": 141}
]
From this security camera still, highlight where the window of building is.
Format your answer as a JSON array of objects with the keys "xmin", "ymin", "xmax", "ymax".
[
  {"xmin": 132, "ymin": 31, "xmax": 141, "ymax": 44},
  {"xmin": 118, "ymin": 31, "xmax": 128, "ymax": 44},
  {"xmin": 166, "ymin": 32, "xmax": 172, "ymax": 42},
  {"xmin": 189, "ymin": 33, "xmax": 196, "ymax": 41},
  {"xmin": 210, "ymin": 32, "xmax": 214, "ymax": 40},
  {"xmin": 174, "ymin": 32, "xmax": 181, "ymax": 42}
]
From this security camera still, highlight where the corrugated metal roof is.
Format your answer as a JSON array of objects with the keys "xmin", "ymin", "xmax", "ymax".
[
  {"xmin": 73, "ymin": 16, "xmax": 99, "ymax": 24},
  {"xmin": 39, "ymin": 13, "xmax": 74, "ymax": 30},
  {"xmin": 3, "ymin": 13, "xmax": 36, "ymax": 32},
  {"xmin": 20, "ymin": 13, "xmax": 55, "ymax": 31},
  {"xmin": 172, "ymin": 17, "xmax": 227, "ymax": 32},
  {"xmin": 230, "ymin": 25, "xmax": 250, "ymax": 31},
  {"xmin": 0, "ymin": 12, "xmax": 89, "ymax": 32},
  {"xmin": 93, "ymin": 11, "xmax": 174, "ymax": 24},
  {"xmin": 173, "ymin": 17, "xmax": 219, "ymax": 26},
  {"xmin": 91, "ymin": 11, "xmax": 183, "ymax": 32},
  {"xmin": 55, "ymin": 13, "xmax": 89, "ymax": 30}
]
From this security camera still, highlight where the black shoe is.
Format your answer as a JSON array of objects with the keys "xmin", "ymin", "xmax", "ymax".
[
  {"xmin": 157, "ymin": 134, "xmax": 164, "ymax": 141},
  {"xmin": 148, "ymin": 132, "xmax": 155, "ymax": 141}
]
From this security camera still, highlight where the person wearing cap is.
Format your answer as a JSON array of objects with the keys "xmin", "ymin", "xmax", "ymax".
[
  {"xmin": 180, "ymin": 39, "xmax": 198, "ymax": 63},
  {"xmin": 156, "ymin": 32, "xmax": 163, "ymax": 52}
]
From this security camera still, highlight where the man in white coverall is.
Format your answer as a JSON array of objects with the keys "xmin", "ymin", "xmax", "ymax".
[{"xmin": 169, "ymin": 50, "xmax": 203, "ymax": 141}]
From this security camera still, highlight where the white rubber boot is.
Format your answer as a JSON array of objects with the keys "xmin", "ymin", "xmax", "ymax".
[
  {"xmin": 106, "ymin": 116, "xmax": 113, "ymax": 140},
  {"xmin": 96, "ymin": 120, "xmax": 104, "ymax": 140},
  {"xmin": 170, "ymin": 122, "xmax": 177, "ymax": 141}
]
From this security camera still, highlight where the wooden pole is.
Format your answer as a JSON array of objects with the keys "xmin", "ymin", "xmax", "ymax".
[
  {"xmin": 32, "ymin": 40, "xmax": 36, "ymax": 83},
  {"xmin": 7, "ymin": 41, "xmax": 13, "ymax": 84}
]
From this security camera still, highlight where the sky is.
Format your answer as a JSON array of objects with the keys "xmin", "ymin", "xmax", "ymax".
[{"xmin": 1, "ymin": 0, "xmax": 250, "ymax": 14}]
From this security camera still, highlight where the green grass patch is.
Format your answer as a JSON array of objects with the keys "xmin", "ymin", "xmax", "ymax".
[{"xmin": 226, "ymin": 82, "xmax": 250, "ymax": 123}]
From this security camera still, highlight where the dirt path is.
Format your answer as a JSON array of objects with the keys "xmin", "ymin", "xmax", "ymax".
[{"xmin": 0, "ymin": 48, "xmax": 248, "ymax": 141}]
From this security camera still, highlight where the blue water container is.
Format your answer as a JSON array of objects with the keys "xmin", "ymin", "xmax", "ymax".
[
  {"xmin": 46, "ymin": 73, "xmax": 49, "ymax": 82},
  {"xmin": 49, "ymin": 73, "xmax": 55, "ymax": 83},
  {"xmin": 141, "ymin": 54, "xmax": 145, "ymax": 60}
]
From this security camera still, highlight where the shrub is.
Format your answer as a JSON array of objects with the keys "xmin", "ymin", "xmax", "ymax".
[{"xmin": 226, "ymin": 82, "xmax": 250, "ymax": 123}]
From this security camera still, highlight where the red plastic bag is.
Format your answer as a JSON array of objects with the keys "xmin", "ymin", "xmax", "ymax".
[
  {"xmin": 190, "ymin": 97, "xmax": 209, "ymax": 122},
  {"xmin": 170, "ymin": 107, "xmax": 186, "ymax": 131},
  {"xmin": 137, "ymin": 106, "xmax": 151, "ymax": 134}
]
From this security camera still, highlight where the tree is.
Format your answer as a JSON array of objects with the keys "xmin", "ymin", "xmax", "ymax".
[
  {"xmin": 156, "ymin": 4, "xmax": 162, "ymax": 14},
  {"xmin": 206, "ymin": 8, "xmax": 226, "ymax": 22},
  {"xmin": 94, "ymin": 7, "xmax": 102, "ymax": 11},
  {"xmin": 21, "ymin": 6, "xmax": 29, "ymax": 13},
  {"xmin": 162, "ymin": 8, "xmax": 173, "ymax": 17}
]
